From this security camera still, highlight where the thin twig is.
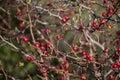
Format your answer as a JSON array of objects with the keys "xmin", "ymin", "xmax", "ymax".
[{"xmin": 26, "ymin": 3, "xmax": 36, "ymax": 43}]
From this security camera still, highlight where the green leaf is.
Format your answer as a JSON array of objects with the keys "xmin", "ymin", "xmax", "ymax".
[{"xmin": 25, "ymin": 63, "xmax": 36, "ymax": 72}]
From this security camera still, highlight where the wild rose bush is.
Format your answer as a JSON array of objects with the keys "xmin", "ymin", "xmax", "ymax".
[{"xmin": 0, "ymin": 0, "xmax": 120, "ymax": 80}]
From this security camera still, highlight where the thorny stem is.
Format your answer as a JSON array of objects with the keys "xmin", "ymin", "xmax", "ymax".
[
  {"xmin": 26, "ymin": 2, "xmax": 36, "ymax": 43},
  {"xmin": 0, "ymin": 35, "xmax": 19, "ymax": 50},
  {"xmin": 0, "ymin": 66, "xmax": 8, "ymax": 80}
]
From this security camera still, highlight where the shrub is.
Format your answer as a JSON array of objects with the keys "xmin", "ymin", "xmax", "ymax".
[{"xmin": 0, "ymin": 0, "xmax": 120, "ymax": 80}]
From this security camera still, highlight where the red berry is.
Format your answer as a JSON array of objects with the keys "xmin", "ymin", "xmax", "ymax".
[
  {"xmin": 110, "ymin": 0, "xmax": 115, "ymax": 3},
  {"xmin": 61, "ymin": 77, "xmax": 65, "ymax": 80},
  {"xmin": 60, "ymin": 9, "xmax": 65, "ymax": 13},
  {"xmin": 113, "ymin": 55, "xmax": 119, "ymax": 60},
  {"xmin": 107, "ymin": 8, "xmax": 114, "ymax": 15},
  {"xmin": 56, "ymin": 23, "xmax": 60, "ymax": 27},
  {"xmin": 65, "ymin": 16, "xmax": 70, "ymax": 21},
  {"xmin": 40, "ymin": 46, "xmax": 45, "ymax": 51},
  {"xmin": 19, "ymin": 22, "xmax": 25, "ymax": 29},
  {"xmin": 117, "ymin": 62, "xmax": 120, "ymax": 67},
  {"xmin": 64, "ymin": 66, "xmax": 68, "ymax": 71},
  {"xmin": 60, "ymin": 65, "xmax": 64, "ymax": 70},
  {"xmin": 68, "ymin": 70, "xmax": 71, "ymax": 73},
  {"xmin": 64, "ymin": 63, "xmax": 69, "ymax": 71},
  {"xmin": 103, "ymin": 0, "xmax": 107, "ymax": 3},
  {"xmin": 56, "ymin": 35, "xmax": 62, "ymax": 40},
  {"xmin": 116, "ymin": 40, "xmax": 120, "ymax": 45},
  {"xmin": 102, "ymin": 12, "xmax": 107, "ymax": 17},
  {"xmin": 112, "ymin": 63, "xmax": 118, "ymax": 68},
  {"xmin": 116, "ymin": 30, "xmax": 120, "ymax": 36},
  {"xmin": 103, "ymin": 49, "xmax": 108, "ymax": 53},
  {"xmin": 72, "ymin": 46, "xmax": 78, "ymax": 51},
  {"xmin": 23, "ymin": 37, "xmax": 29, "ymax": 42},
  {"xmin": 81, "ymin": 51, "xmax": 87, "ymax": 56},
  {"xmin": 81, "ymin": 74, "xmax": 86, "ymax": 80},
  {"xmin": 46, "ymin": 43, "xmax": 51, "ymax": 48},
  {"xmin": 92, "ymin": 22, "xmax": 97, "ymax": 28},
  {"xmin": 96, "ymin": 27, "xmax": 101, "ymax": 31},
  {"xmin": 26, "ymin": 56, "xmax": 34, "ymax": 62},
  {"xmin": 61, "ymin": 18, "xmax": 67, "ymax": 23},
  {"xmin": 109, "ymin": 75, "xmax": 114, "ymax": 80},
  {"xmin": 40, "ymin": 42, "xmax": 45, "ymax": 47},
  {"xmin": 45, "ymin": 27, "xmax": 50, "ymax": 33},
  {"xmin": 47, "ymin": 3, "xmax": 51, "ymax": 7},
  {"xmin": 72, "ymin": 4, "xmax": 76, "ymax": 7},
  {"xmin": 117, "ymin": 48, "xmax": 120, "ymax": 52},
  {"xmin": 17, "ymin": 9, "xmax": 21, "ymax": 15},
  {"xmin": 45, "ymin": 51, "xmax": 49, "ymax": 56},
  {"xmin": 63, "ymin": 58, "xmax": 67, "ymax": 64},
  {"xmin": 42, "ymin": 68, "xmax": 47, "ymax": 74},
  {"xmin": 34, "ymin": 43, "xmax": 40, "ymax": 48},
  {"xmin": 100, "ymin": 19, "xmax": 106, "ymax": 24},
  {"xmin": 7, "ymin": 2, "xmax": 11, "ymax": 6},
  {"xmin": 86, "ymin": 55, "xmax": 94, "ymax": 61},
  {"xmin": 79, "ymin": 26, "xmax": 84, "ymax": 31},
  {"xmin": 33, "ymin": 14, "xmax": 37, "ymax": 19},
  {"xmin": 61, "ymin": 16, "xmax": 70, "ymax": 23},
  {"xmin": 69, "ymin": 10, "xmax": 74, "ymax": 15}
]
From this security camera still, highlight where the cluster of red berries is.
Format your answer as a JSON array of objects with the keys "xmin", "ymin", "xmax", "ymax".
[
  {"xmin": 91, "ymin": 22, "xmax": 101, "ymax": 31},
  {"xmin": 91, "ymin": 19, "xmax": 106, "ymax": 30},
  {"xmin": 102, "ymin": 8, "xmax": 114, "ymax": 17},
  {"xmin": 22, "ymin": 37, "xmax": 51, "ymax": 56},
  {"xmin": 103, "ymin": 0, "xmax": 115, "ymax": 3},
  {"xmin": 103, "ymin": 48, "xmax": 120, "ymax": 54},
  {"xmin": 112, "ymin": 62, "xmax": 120, "ymax": 68},
  {"xmin": 91, "ymin": 8, "xmax": 115, "ymax": 31},
  {"xmin": 61, "ymin": 16, "xmax": 70, "ymax": 23},
  {"xmin": 34, "ymin": 42, "xmax": 51, "ymax": 51},
  {"xmin": 60, "ymin": 58, "xmax": 70, "ymax": 72},
  {"xmin": 23, "ymin": 37, "xmax": 51, "ymax": 47},
  {"xmin": 107, "ymin": 8, "xmax": 114, "ymax": 15},
  {"xmin": 60, "ymin": 65, "xmax": 69, "ymax": 72},
  {"xmin": 17, "ymin": 0, "xmax": 118, "ymax": 79},
  {"xmin": 26, "ymin": 56, "xmax": 34, "ymax": 62},
  {"xmin": 60, "ymin": 64, "xmax": 70, "ymax": 72},
  {"xmin": 81, "ymin": 50, "xmax": 94, "ymax": 61}
]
